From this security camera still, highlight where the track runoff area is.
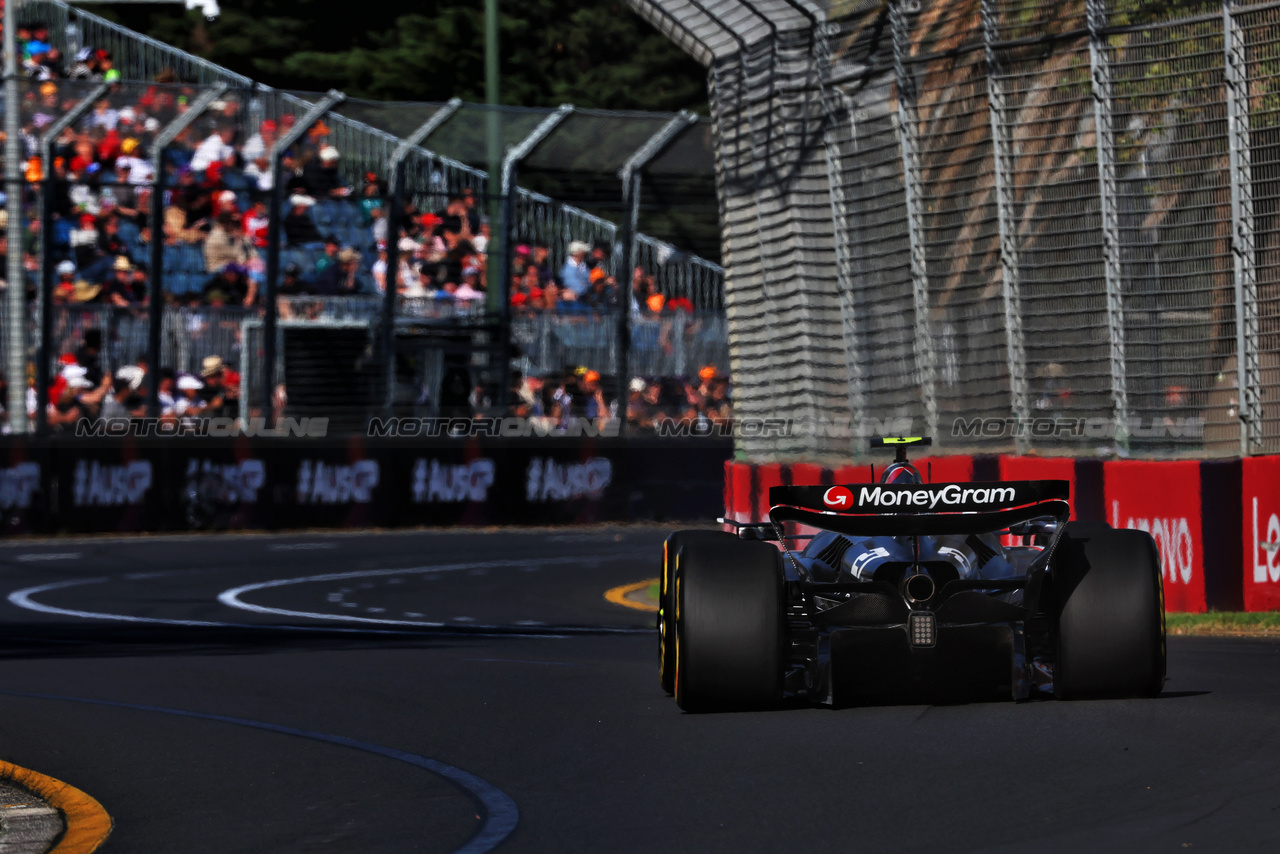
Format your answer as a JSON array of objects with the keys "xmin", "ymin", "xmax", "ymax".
[{"xmin": 0, "ymin": 528, "xmax": 1276, "ymax": 852}]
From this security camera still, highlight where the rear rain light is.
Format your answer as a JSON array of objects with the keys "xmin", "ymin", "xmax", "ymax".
[{"xmin": 908, "ymin": 612, "xmax": 936, "ymax": 648}]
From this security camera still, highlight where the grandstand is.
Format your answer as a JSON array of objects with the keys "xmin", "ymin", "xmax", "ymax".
[{"xmin": 1, "ymin": 0, "xmax": 730, "ymax": 436}]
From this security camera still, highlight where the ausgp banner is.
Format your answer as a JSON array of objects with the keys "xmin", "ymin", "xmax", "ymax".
[
  {"xmin": 1243, "ymin": 456, "xmax": 1280, "ymax": 611},
  {"xmin": 1104, "ymin": 460, "xmax": 1206, "ymax": 612}
]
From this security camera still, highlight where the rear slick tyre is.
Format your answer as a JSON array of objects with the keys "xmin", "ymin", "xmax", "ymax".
[
  {"xmin": 674, "ymin": 538, "xmax": 784, "ymax": 712},
  {"xmin": 659, "ymin": 531, "xmax": 735, "ymax": 695},
  {"xmin": 1053, "ymin": 526, "xmax": 1166, "ymax": 699}
]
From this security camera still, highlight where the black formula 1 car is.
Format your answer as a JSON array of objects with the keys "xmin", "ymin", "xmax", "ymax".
[{"xmin": 659, "ymin": 438, "xmax": 1165, "ymax": 711}]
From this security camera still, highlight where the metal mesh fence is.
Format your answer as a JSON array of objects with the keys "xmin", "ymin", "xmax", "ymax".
[{"xmin": 637, "ymin": 0, "xmax": 1280, "ymax": 459}]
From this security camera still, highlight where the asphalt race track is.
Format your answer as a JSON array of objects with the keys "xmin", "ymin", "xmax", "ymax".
[{"xmin": 0, "ymin": 528, "xmax": 1277, "ymax": 853}]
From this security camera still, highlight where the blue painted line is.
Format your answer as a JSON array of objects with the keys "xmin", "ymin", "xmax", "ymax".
[{"xmin": 0, "ymin": 689, "xmax": 518, "ymax": 854}]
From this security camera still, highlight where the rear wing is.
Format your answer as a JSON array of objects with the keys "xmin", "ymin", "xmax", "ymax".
[{"xmin": 764, "ymin": 480, "xmax": 1071, "ymax": 538}]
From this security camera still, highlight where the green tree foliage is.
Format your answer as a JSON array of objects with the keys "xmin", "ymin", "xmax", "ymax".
[{"xmin": 86, "ymin": 0, "xmax": 709, "ymax": 112}]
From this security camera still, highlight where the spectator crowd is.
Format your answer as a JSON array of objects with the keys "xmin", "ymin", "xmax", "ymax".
[
  {"xmin": 0, "ymin": 18, "xmax": 728, "ymax": 434},
  {"xmin": 498, "ymin": 363, "xmax": 731, "ymax": 436}
]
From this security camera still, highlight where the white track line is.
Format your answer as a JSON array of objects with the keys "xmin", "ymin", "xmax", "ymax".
[
  {"xmin": 8, "ymin": 557, "xmax": 648, "ymax": 635},
  {"xmin": 216, "ymin": 557, "xmax": 631, "ymax": 631},
  {"xmin": 10, "ymin": 578, "xmax": 250, "ymax": 628}
]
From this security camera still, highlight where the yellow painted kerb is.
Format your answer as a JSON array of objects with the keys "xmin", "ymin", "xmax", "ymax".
[
  {"xmin": 0, "ymin": 759, "xmax": 112, "ymax": 853},
  {"xmin": 605, "ymin": 579, "xmax": 660, "ymax": 612}
]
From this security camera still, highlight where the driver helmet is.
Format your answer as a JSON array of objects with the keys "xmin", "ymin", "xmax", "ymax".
[{"xmin": 880, "ymin": 461, "xmax": 922, "ymax": 485}]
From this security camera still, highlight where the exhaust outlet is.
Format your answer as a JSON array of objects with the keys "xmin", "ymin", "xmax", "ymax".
[{"xmin": 904, "ymin": 572, "xmax": 935, "ymax": 604}]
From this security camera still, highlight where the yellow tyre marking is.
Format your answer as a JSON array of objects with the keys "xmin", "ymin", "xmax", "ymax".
[
  {"xmin": 0, "ymin": 759, "xmax": 112, "ymax": 853},
  {"xmin": 605, "ymin": 579, "xmax": 660, "ymax": 612},
  {"xmin": 674, "ymin": 569, "xmax": 682, "ymax": 698}
]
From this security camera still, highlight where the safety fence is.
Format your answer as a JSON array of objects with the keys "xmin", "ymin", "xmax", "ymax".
[
  {"xmin": 629, "ymin": 0, "xmax": 1280, "ymax": 460},
  {"xmin": 36, "ymin": 302, "xmax": 728, "ymax": 428},
  {"xmin": 37, "ymin": 303, "xmax": 727, "ymax": 380}
]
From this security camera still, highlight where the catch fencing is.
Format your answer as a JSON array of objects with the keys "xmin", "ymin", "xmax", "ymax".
[{"xmin": 631, "ymin": 0, "xmax": 1280, "ymax": 460}]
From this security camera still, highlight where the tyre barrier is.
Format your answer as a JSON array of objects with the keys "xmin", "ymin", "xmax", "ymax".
[
  {"xmin": 722, "ymin": 454, "xmax": 1277, "ymax": 613},
  {"xmin": 0, "ymin": 437, "xmax": 732, "ymax": 535}
]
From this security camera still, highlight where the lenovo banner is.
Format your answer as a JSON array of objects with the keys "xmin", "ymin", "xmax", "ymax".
[
  {"xmin": 1104, "ymin": 460, "xmax": 1206, "ymax": 613},
  {"xmin": 1243, "ymin": 456, "xmax": 1280, "ymax": 611}
]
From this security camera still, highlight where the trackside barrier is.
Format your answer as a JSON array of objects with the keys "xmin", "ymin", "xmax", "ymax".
[
  {"xmin": 724, "ymin": 456, "xmax": 1269, "ymax": 614},
  {"xmin": 1242, "ymin": 457, "xmax": 1280, "ymax": 611},
  {"xmin": 0, "ymin": 438, "xmax": 731, "ymax": 535}
]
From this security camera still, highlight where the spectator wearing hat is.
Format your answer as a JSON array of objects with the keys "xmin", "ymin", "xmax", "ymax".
[
  {"xmin": 394, "ymin": 238, "xmax": 428, "ymax": 297},
  {"xmin": 47, "ymin": 366, "xmax": 100, "ymax": 432},
  {"xmin": 102, "ymin": 256, "xmax": 141, "ymax": 306},
  {"xmin": 510, "ymin": 265, "xmax": 544, "ymax": 312},
  {"xmin": 99, "ymin": 51, "xmax": 120, "ymax": 83},
  {"xmin": 53, "ymin": 261, "xmax": 78, "ymax": 303},
  {"xmin": 70, "ymin": 213, "xmax": 101, "ymax": 271},
  {"xmin": 582, "ymin": 270, "xmax": 620, "ymax": 311},
  {"xmin": 100, "ymin": 372, "xmax": 145, "ymax": 422},
  {"xmin": 561, "ymin": 242, "xmax": 592, "ymax": 299},
  {"xmin": 314, "ymin": 247, "xmax": 362, "ymax": 296},
  {"xmin": 173, "ymin": 374, "xmax": 206, "ymax": 422},
  {"xmin": 71, "ymin": 279, "xmax": 103, "ymax": 306},
  {"xmin": 242, "ymin": 120, "xmax": 278, "ymax": 164},
  {"xmin": 196, "ymin": 356, "xmax": 236, "ymax": 417},
  {"xmin": 304, "ymin": 147, "xmax": 351, "ymax": 199},
  {"xmin": 579, "ymin": 369, "xmax": 611, "ymax": 427},
  {"xmin": 625, "ymin": 377, "xmax": 649, "ymax": 426},
  {"xmin": 210, "ymin": 188, "xmax": 239, "ymax": 220},
  {"xmin": 359, "ymin": 178, "xmax": 384, "ymax": 225},
  {"xmin": 284, "ymin": 195, "xmax": 323, "ymax": 246},
  {"xmin": 69, "ymin": 46, "xmax": 98, "ymax": 79}
]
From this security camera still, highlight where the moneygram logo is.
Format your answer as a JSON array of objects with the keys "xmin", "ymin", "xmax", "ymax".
[
  {"xmin": 856, "ymin": 484, "xmax": 1016, "ymax": 509},
  {"xmin": 823, "ymin": 486, "xmax": 853, "ymax": 509}
]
